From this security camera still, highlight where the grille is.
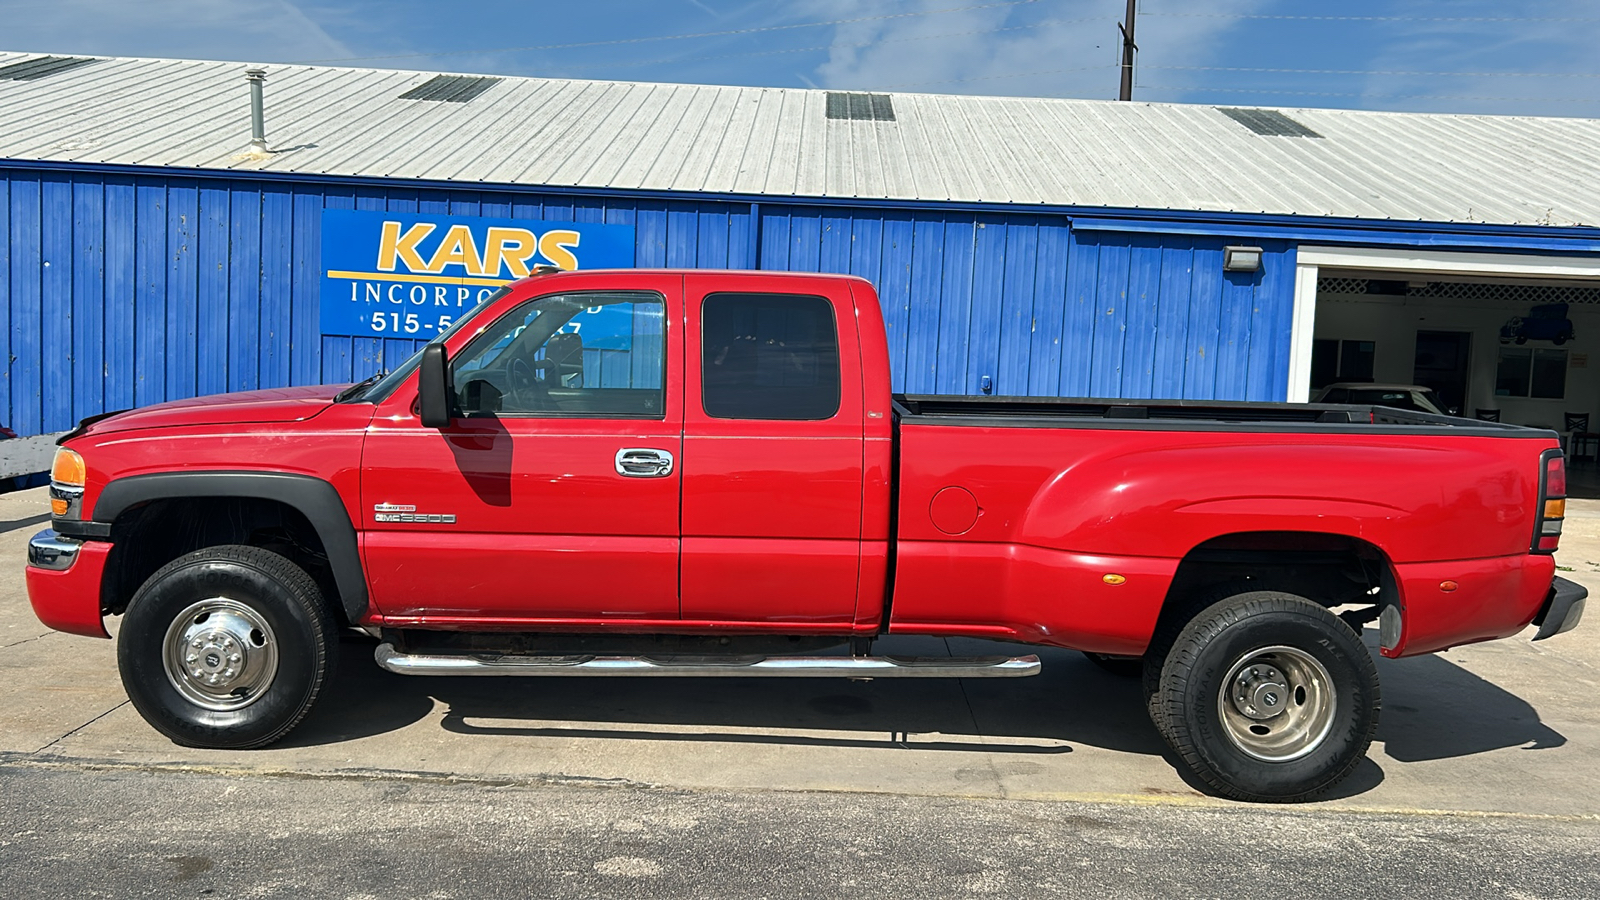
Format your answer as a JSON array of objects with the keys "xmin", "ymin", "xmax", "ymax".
[
  {"xmin": 826, "ymin": 92, "xmax": 895, "ymax": 121},
  {"xmin": 1216, "ymin": 107, "xmax": 1321, "ymax": 138},
  {"xmin": 0, "ymin": 56, "xmax": 99, "ymax": 81},
  {"xmin": 1318, "ymin": 277, "xmax": 1600, "ymax": 305},
  {"xmin": 399, "ymin": 75, "xmax": 503, "ymax": 103}
]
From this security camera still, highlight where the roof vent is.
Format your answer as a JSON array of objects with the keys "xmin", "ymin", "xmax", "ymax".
[
  {"xmin": 1216, "ymin": 107, "xmax": 1322, "ymax": 138},
  {"xmin": 826, "ymin": 92, "xmax": 895, "ymax": 122},
  {"xmin": 399, "ymin": 75, "xmax": 503, "ymax": 103},
  {"xmin": 0, "ymin": 56, "xmax": 100, "ymax": 82}
]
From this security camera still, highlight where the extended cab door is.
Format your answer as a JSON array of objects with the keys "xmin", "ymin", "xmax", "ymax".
[
  {"xmin": 361, "ymin": 274, "xmax": 684, "ymax": 623},
  {"xmin": 680, "ymin": 273, "xmax": 866, "ymax": 627}
]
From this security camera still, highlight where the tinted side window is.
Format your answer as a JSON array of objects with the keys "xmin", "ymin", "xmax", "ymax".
[
  {"xmin": 451, "ymin": 291, "xmax": 666, "ymax": 419},
  {"xmin": 702, "ymin": 293, "xmax": 840, "ymax": 420}
]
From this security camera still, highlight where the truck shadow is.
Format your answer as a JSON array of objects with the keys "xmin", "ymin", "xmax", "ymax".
[
  {"xmin": 1374, "ymin": 650, "xmax": 1567, "ymax": 760},
  {"xmin": 287, "ymin": 633, "xmax": 1567, "ymax": 798}
]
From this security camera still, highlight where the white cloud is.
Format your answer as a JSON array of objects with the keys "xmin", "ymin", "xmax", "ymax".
[
  {"xmin": 0, "ymin": 0, "xmax": 353, "ymax": 63},
  {"xmin": 798, "ymin": 0, "xmax": 1270, "ymax": 100},
  {"xmin": 1350, "ymin": 0, "xmax": 1600, "ymax": 116}
]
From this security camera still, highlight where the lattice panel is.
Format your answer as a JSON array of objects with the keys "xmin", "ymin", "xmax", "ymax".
[{"xmin": 1317, "ymin": 277, "xmax": 1600, "ymax": 305}]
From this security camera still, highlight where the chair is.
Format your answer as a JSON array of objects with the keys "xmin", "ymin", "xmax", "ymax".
[
  {"xmin": 1474, "ymin": 409, "xmax": 1501, "ymax": 422},
  {"xmin": 1565, "ymin": 412, "xmax": 1599, "ymax": 463}
]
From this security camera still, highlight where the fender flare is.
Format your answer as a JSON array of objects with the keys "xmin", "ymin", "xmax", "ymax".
[{"xmin": 94, "ymin": 471, "xmax": 367, "ymax": 623}]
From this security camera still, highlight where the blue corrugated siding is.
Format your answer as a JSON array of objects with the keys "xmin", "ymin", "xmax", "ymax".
[{"xmin": 0, "ymin": 168, "xmax": 1300, "ymax": 437}]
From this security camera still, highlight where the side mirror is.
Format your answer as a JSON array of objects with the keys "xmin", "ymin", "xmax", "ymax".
[{"xmin": 418, "ymin": 343, "xmax": 454, "ymax": 428}]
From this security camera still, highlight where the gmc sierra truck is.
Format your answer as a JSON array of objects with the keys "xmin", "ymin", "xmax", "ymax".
[{"xmin": 26, "ymin": 268, "xmax": 1587, "ymax": 802}]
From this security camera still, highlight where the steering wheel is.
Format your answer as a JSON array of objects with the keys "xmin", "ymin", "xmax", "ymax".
[{"xmin": 506, "ymin": 357, "xmax": 548, "ymax": 410}]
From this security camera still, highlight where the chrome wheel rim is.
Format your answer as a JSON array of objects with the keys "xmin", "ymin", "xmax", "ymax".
[
  {"xmin": 1216, "ymin": 645, "xmax": 1335, "ymax": 762},
  {"xmin": 162, "ymin": 598, "xmax": 278, "ymax": 712}
]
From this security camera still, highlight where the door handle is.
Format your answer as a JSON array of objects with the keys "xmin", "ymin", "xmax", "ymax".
[{"xmin": 615, "ymin": 448, "xmax": 675, "ymax": 478}]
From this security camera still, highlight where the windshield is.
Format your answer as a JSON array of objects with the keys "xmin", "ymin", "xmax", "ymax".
[{"xmin": 347, "ymin": 286, "xmax": 513, "ymax": 403}]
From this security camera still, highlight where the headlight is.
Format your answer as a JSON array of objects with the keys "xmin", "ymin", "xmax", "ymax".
[{"xmin": 49, "ymin": 448, "xmax": 85, "ymax": 518}]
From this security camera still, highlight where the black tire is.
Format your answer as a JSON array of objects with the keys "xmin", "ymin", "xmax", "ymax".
[
  {"xmin": 1140, "ymin": 584, "xmax": 1247, "ymax": 743},
  {"xmin": 118, "ymin": 545, "xmax": 338, "ymax": 749},
  {"xmin": 1154, "ymin": 591, "xmax": 1379, "ymax": 803},
  {"xmin": 1082, "ymin": 651, "xmax": 1142, "ymax": 677}
]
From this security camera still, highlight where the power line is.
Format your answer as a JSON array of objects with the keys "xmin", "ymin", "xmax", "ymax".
[
  {"xmin": 869, "ymin": 65, "xmax": 1117, "ymax": 90},
  {"xmin": 1136, "ymin": 84, "xmax": 1600, "ymax": 103},
  {"xmin": 1142, "ymin": 12, "xmax": 1600, "ymax": 23},
  {"xmin": 1146, "ymin": 65, "xmax": 1600, "ymax": 79},
  {"xmin": 541, "ymin": 15, "xmax": 1116, "ymax": 75},
  {"xmin": 298, "ymin": 0, "xmax": 1042, "ymax": 64}
]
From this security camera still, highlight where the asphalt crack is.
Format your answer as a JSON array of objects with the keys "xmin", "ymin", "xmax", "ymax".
[
  {"xmin": 0, "ymin": 632, "xmax": 56, "ymax": 651},
  {"xmin": 947, "ymin": 637, "xmax": 1008, "ymax": 800},
  {"xmin": 32, "ymin": 700, "xmax": 130, "ymax": 754}
]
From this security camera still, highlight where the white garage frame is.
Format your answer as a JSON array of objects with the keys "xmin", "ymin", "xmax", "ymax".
[{"xmin": 1287, "ymin": 246, "xmax": 1600, "ymax": 402}]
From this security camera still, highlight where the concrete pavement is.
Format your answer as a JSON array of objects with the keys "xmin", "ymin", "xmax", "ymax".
[{"xmin": 2, "ymin": 484, "xmax": 1597, "ymax": 817}]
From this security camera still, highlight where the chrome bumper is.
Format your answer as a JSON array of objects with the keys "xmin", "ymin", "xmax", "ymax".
[
  {"xmin": 27, "ymin": 529, "xmax": 83, "ymax": 572},
  {"xmin": 1533, "ymin": 576, "xmax": 1587, "ymax": 641}
]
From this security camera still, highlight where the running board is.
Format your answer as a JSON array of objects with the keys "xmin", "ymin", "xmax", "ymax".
[{"xmin": 374, "ymin": 643, "xmax": 1040, "ymax": 679}]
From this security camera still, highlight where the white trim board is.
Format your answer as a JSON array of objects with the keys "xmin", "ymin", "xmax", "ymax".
[
  {"xmin": 1286, "ymin": 246, "xmax": 1600, "ymax": 403},
  {"xmin": 1295, "ymin": 246, "xmax": 1600, "ymax": 280}
]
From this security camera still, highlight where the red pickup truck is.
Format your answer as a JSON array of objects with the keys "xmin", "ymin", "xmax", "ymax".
[{"xmin": 26, "ymin": 269, "xmax": 1586, "ymax": 802}]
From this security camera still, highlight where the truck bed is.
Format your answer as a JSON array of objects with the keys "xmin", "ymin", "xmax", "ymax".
[{"xmin": 893, "ymin": 394, "xmax": 1555, "ymax": 436}]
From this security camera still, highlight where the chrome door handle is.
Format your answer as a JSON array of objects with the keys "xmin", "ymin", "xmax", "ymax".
[{"xmin": 615, "ymin": 448, "xmax": 675, "ymax": 478}]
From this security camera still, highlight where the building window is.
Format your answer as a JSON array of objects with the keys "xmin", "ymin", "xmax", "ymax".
[
  {"xmin": 1311, "ymin": 339, "xmax": 1375, "ymax": 389},
  {"xmin": 1495, "ymin": 347, "xmax": 1567, "ymax": 399}
]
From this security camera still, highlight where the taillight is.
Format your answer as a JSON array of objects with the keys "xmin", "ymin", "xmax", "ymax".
[{"xmin": 1534, "ymin": 450, "xmax": 1566, "ymax": 553}]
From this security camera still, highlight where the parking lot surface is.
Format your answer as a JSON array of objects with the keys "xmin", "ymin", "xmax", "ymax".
[{"xmin": 2, "ymin": 485, "xmax": 1597, "ymax": 896}]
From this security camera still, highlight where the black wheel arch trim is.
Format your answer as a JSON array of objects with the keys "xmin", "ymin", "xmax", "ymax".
[{"xmin": 92, "ymin": 471, "xmax": 368, "ymax": 623}]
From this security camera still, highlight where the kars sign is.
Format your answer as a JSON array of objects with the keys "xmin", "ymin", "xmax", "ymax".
[{"xmin": 319, "ymin": 209, "xmax": 636, "ymax": 338}]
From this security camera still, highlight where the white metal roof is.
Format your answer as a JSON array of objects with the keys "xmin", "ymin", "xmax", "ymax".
[{"xmin": 3, "ymin": 50, "xmax": 1600, "ymax": 228}]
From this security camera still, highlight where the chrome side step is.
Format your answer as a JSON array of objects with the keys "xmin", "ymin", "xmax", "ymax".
[{"xmin": 374, "ymin": 643, "xmax": 1040, "ymax": 679}]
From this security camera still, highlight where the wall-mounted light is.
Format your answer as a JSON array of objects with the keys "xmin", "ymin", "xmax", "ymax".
[{"xmin": 1223, "ymin": 245, "xmax": 1263, "ymax": 272}]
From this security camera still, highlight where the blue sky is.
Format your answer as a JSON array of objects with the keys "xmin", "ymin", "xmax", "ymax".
[{"xmin": 4, "ymin": 0, "xmax": 1597, "ymax": 116}]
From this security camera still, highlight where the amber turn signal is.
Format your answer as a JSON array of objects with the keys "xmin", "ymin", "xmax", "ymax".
[
  {"xmin": 1102, "ymin": 574, "xmax": 1126, "ymax": 585},
  {"xmin": 51, "ymin": 448, "xmax": 85, "ymax": 487},
  {"xmin": 1545, "ymin": 498, "xmax": 1566, "ymax": 519},
  {"xmin": 1440, "ymin": 581, "xmax": 1459, "ymax": 592},
  {"xmin": 49, "ymin": 449, "xmax": 85, "ymax": 516}
]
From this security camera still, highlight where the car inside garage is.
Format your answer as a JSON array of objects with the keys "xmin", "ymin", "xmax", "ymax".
[{"xmin": 1311, "ymin": 276, "xmax": 1600, "ymax": 431}]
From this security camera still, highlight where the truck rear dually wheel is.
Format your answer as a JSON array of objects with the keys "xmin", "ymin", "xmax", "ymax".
[
  {"xmin": 1153, "ymin": 590, "xmax": 1379, "ymax": 802},
  {"xmin": 118, "ymin": 545, "xmax": 337, "ymax": 749}
]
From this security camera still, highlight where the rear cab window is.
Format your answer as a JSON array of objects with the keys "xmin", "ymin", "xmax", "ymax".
[{"xmin": 700, "ymin": 293, "xmax": 841, "ymax": 420}]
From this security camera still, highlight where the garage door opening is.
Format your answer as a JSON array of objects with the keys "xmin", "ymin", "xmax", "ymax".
[
  {"xmin": 1308, "ymin": 276, "xmax": 1600, "ymax": 426},
  {"xmin": 1291, "ymin": 247, "xmax": 1600, "ymax": 498}
]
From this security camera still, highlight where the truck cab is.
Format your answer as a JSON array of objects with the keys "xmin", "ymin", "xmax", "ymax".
[{"xmin": 359, "ymin": 269, "xmax": 891, "ymax": 631}]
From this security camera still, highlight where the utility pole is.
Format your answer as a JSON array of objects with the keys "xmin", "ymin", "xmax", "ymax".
[{"xmin": 1118, "ymin": 0, "xmax": 1137, "ymax": 101}]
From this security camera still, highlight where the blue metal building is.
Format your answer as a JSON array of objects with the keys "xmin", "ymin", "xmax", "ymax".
[{"xmin": 3, "ymin": 52, "xmax": 1600, "ymax": 438}]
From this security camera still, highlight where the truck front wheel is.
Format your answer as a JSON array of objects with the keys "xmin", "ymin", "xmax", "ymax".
[
  {"xmin": 117, "ymin": 545, "xmax": 337, "ymax": 749},
  {"xmin": 1153, "ymin": 591, "xmax": 1379, "ymax": 802}
]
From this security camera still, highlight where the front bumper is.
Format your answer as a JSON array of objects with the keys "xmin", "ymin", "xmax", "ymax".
[
  {"xmin": 1533, "ymin": 576, "xmax": 1587, "ymax": 641},
  {"xmin": 28, "ymin": 528, "xmax": 83, "ymax": 570},
  {"xmin": 26, "ymin": 528, "xmax": 111, "ymax": 639}
]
